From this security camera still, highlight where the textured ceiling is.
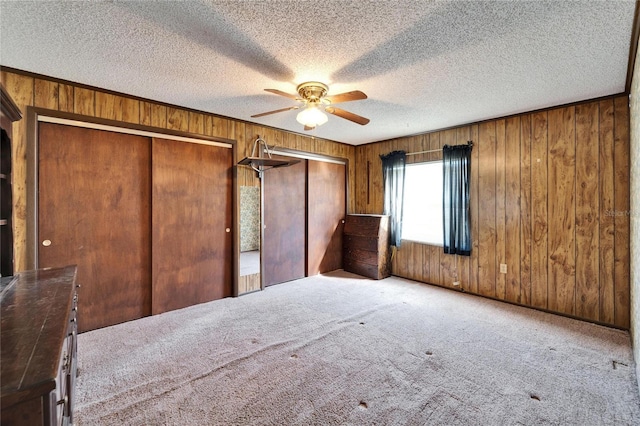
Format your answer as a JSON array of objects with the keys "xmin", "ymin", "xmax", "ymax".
[{"xmin": 0, "ymin": 1, "xmax": 636, "ymax": 145}]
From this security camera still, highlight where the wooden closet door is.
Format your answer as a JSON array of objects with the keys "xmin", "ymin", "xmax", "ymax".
[
  {"xmin": 151, "ymin": 138, "xmax": 232, "ymax": 314},
  {"xmin": 262, "ymin": 158, "xmax": 306, "ymax": 287},
  {"xmin": 38, "ymin": 123, "xmax": 151, "ymax": 332},
  {"xmin": 307, "ymin": 160, "xmax": 346, "ymax": 275}
]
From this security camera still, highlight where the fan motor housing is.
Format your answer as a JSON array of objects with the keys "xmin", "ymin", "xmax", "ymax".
[{"xmin": 297, "ymin": 82, "xmax": 328, "ymax": 102}]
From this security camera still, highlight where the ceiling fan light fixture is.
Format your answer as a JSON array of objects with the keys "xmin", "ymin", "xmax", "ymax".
[
  {"xmin": 256, "ymin": 81, "xmax": 369, "ymax": 129},
  {"xmin": 296, "ymin": 104, "xmax": 328, "ymax": 127}
]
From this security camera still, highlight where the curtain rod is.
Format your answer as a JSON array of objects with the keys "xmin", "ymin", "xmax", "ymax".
[
  {"xmin": 406, "ymin": 148, "xmax": 441, "ymax": 156},
  {"xmin": 406, "ymin": 141, "xmax": 473, "ymax": 156}
]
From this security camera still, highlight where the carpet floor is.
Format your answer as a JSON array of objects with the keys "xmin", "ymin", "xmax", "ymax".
[{"xmin": 75, "ymin": 271, "xmax": 640, "ymax": 425}]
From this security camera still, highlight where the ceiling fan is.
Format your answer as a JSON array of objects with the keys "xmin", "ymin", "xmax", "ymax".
[{"xmin": 251, "ymin": 82, "xmax": 370, "ymax": 130}]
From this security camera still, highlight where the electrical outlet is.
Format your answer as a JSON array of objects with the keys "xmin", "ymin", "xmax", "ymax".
[
  {"xmin": 453, "ymin": 281, "xmax": 460, "ymax": 286},
  {"xmin": 500, "ymin": 263, "xmax": 507, "ymax": 274}
]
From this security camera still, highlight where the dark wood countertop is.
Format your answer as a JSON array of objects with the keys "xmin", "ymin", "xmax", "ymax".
[{"xmin": 1, "ymin": 265, "xmax": 77, "ymax": 409}]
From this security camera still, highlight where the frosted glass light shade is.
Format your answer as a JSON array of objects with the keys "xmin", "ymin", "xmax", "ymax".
[{"xmin": 296, "ymin": 105, "xmax": 328, "ymax": 127}]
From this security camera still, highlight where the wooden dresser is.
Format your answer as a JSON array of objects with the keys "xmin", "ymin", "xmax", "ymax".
[
  {"xmin": 343, "ymin": 214, "xmax": 391, "ymax": 279},
  {"xmin": 1, "ymin": 265, "xmax": 78, "ymax": 426}
]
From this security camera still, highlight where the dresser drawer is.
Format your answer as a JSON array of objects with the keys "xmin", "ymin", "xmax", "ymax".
[
  {"xmin": 343, "ymin": 247, "xmax": 380, "ymax": 266},
  {"xmin": 343, "ymin": 235, "xmax": 379, "ymax": 253},
  {"xmin": 344, "ymin": 258, "xmax": 384, "ymax": 279},
  {"xmin": 343, "ymin": 215, "xmax": 386, "ymax": 237}
]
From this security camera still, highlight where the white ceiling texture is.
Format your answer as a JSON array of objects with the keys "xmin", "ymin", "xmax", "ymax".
[{"xmin": 0, "ymin": 1, "xmax": 637, "ymax": 145}]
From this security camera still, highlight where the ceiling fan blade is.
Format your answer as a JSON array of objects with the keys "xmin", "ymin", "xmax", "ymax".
[
  {"xmin": 251, "ymin": 106, "xmax": 299, "ymax": 118},
  {"xmin": 325, "ymin": 106, "xmax": 370, "ymax": 125},
  {"xmin": 324, "ymin": 90, "xmax": 367, "ymax": 104},
  {"xmin": 264, "ymin": 88, "xmax": 300, "ymax": 100},
  {"xmin": 304, "ymin": 125, "xmax": 316, "ymax": 131}
]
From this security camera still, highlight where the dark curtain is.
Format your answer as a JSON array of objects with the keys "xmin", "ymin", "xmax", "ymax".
[
  {"xmin": 380, "ymin": 150, "xmax": 406, "ymax": 247},
  {"xmin": 442, "ymin": 143, "xmax": 472, "ymax": 256}
]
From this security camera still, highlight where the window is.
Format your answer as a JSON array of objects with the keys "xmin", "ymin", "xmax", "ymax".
[{"xmin": 401, "ymin": 161, "xmax": 443, "ymax": 246}]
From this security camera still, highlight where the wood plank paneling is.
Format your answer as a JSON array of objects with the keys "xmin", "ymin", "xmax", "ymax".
[
  {"xmin": 95, "ymin": 92, "xmax": 122, "ymax": 121},
  {"xmin": 411, "ymin": 242, "xmax": 422, "ymax": 282},
  {"xmin": 547, "ymin": 106, "xmax": 576, "ymax": 316},
  {"xmin": 477, "ymin": 121, "xmax": 497, "ymax": 297},
  {"xmin": 428, "ymin": 245, "xmax": 441, "ymax": 286},
  {"xmin": 211, "ymin": 116, "xmax": 230, "ymax": 139},
  {"xmin": 505, "ymin": 116, "xmax": 521, "ymax": 304},
  {"xmin": 203, "ymin": 115, "xmax": 214, "ymax": 137},
  {"xmin": 455, "ymin": 127, "xmax": 470, "ymax": 290},
  {"xmin": 58, "ymin": 84, "xmax": 74, "ymax": 113},
  {"xmin": 599, "ymin": 100, "xmax": 616, "ymax": 325},
  {"xmin": 239, "ymin": 273, "xmax": 261, "ymax": 294},
  {"xmin": 373, "ymin": 95, "xmax": 629, "ymax": 327},
  {"xmin": 152, "ymin": 104, "xmax": 167, "ymax": 128},
  {"xmin": 34, "ymin": 79, "xmax": 58, "ymax": 109},
  {"xmin": 520, "ymin": 115, "xmax": 532, "ymax": 306},
  {"xmin": 531, "ymin": 111, "xmax": 549, "ymax": 309},
  {"xmin": 469, "ymin": 124, "xmax": 480, "ymax": 294},
  {"xmin": 121, "ymin": 97, "xmax": 140, "ymax": 124},
  {"xmin": 189, "ymin": 111, "xmax": 205, "ymax": 135},
  {"xmin": 140, "ymin": 101, "xmax": 152, "ymax": 126},
  {"xmin": 495, "ymin": 119, "xmax": 507, "ymax": 300},
  {"xmin": 575, "ymin": 102, "xmax": 599, "ymax": 321},
  {"xmin": 73, "ymin": 87, "xmax": 94, "ymax": 116},
  {"xmin": 440, "ymin": 129, "xmax": 456, "ymax": 288},
  {"xmin": 3, "ymin": 72, "xmax": 33, "ymax": 273},
  {"xmin": 613, "ymin": 97, "xmax": 630, "ymax": 328},
  {"xmin": 167, "ymin": 107, "xmax": 188, "ymax": 131}
]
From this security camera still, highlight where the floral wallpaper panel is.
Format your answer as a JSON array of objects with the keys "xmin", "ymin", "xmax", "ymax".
[{"xmin": 240, "ymin": 186, "xmax": 260, "ymax": 252}]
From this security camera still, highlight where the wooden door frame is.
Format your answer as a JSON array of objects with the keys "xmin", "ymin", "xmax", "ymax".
[
  {"xmin": 25, "ymin": 107, "xmax": 238, "ymax": 295},
  {"xmin": 259, "ymin": 146, "xmax": 349, "ymax": 290}
]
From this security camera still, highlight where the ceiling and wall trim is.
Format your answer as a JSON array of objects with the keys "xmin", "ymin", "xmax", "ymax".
[
  {"xmin": 3, "ymin": 65, "xmax": 634, "ymax": 153},
  {"xmin": 357, "ymin": 91, "xmax": 631, "ymax": 148},
  {"xmin": 625, "ymin": 1, "xmax": 640, "ymax": 92}
]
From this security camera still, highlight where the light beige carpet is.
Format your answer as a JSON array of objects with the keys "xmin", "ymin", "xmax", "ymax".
[{"xmin": 76, "ymin": 270, "xmax": 640, "ymax": 425}]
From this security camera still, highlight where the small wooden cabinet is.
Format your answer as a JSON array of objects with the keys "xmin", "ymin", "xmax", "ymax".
[
  {"xmin": 1, "ymin": 265, "xmax": 78, "ymax": 426},
  {"xmin": 343, "ymin": 214, "xmax": 391, "ymax": 279}
]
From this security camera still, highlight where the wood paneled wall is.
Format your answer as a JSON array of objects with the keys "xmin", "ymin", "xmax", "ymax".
[
  {"xmin": 0, "ymin": 69, "xmax": 355, "ymax": 274},
  {"xmin": 355, "ymin": 96, "xmax": 631, "ymax": 329}
]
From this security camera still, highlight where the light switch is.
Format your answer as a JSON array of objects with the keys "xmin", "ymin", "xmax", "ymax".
[{"xmin": 500, "ymin": 263, "xmax": 507, "ymax": 274}]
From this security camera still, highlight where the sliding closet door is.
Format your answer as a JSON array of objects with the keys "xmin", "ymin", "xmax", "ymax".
[
  {"xmin": 151, "ymin": 138, "xmax": 233, "ymax": 314},
  {"xmin": 262, "ymin": 158, "xmax": 306, "ymax": 287},
  {"xmin": 38, "ymin": 123, "xmax": 152, "ymax": 332},
  {"xmin": 307, "ymin": 160, "xmax": 346, "ymax": 275}
]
